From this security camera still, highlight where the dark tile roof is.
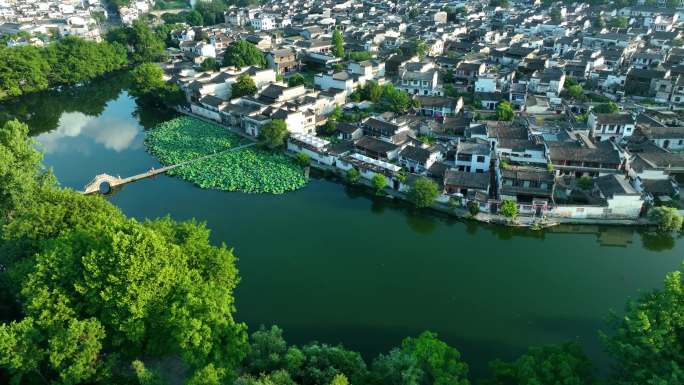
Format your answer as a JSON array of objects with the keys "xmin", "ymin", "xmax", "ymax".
[
  {"xmin": 355, "ymin": 136, "xmax": 399, "ymax": 154},
  {"xmin": 400, "ymin": 145, "xmax": 432, "ymax": 164},
  {"xmin": 444, "ymin": 170, "xmax": 490, "ymax": 190}
]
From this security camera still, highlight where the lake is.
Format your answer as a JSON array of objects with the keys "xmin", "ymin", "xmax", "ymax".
[{"xmin": 4, "ymin": 78, "xmax": 683, "ymax": 379}]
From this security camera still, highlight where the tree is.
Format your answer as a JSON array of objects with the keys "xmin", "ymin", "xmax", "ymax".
[
  {"xmin": 602, "ymin": 268, "xmax": 684, "ymax": 385},
  {"xmin": 592, "ymin": 101, "xmax": 619, "ymax": 114},
  {"xmin": 483, "ymin": 342, "xmax": 596, "ymax": 385},
  {"xmin": 0, "ymin": 120, "xmax": 50, "ymax": 223},
  {"xmin": 129, "ymin": 63, "xmax": 185, "ymax": 107},
  {"xmin": 329, "ymin": 373, "xmax": 349, "ymax": 385},
  {"xmin": 125, "ymin": 20, "xmax": 166, "ymax": 63},
  {"xmin": 608, "ymin": 16, "xmax": 629, "ymax": 28},
  {"xmin": 565, "ymin": 84, "xmax": 584, "ymax": 100},
  {"xmin": 346, "ymin": 168, "xmax": 360, "ymax": 185},
  {"xmin": 649, "ymin": 206, "xmax": 683, "ymax": 233},
  {"xmin": 258, "ymin": 119, "xmax": 288, "ymax": 148},
  {"xmin": 287, "ymin": 73, "xmax": 306, "ymax": 87},
  {"xmin": 223, "ymin": 40, "xmax": 266, "ymax": 69},
  {"xmin": 296, "ymin": 152, "xmax": 310, "ymax": 166},
  {"xmin": 129, "ymin": 63, "xmax": 166, "ymax": 96},
  {"xmin": 245, "ymin": 325, "xmax": 291, "ymax": 375},
  {"xmin": 403, "ymin": 38, "xmax": 428, "ymax": 59},
  {"xmin": 490, "ymin": 0, "xmax": 509, "ymax": 7},
  {"xmin": 332, "ymin": 30, "xmax": 344, "ymax": 58},
  {"xmin": 288, "ymin": 342, "xmax": 369, "ymax": 385},
  {"xmin": 41, "ymin": 37, "xmax": 127, "ymax": 85},
  {"xmin": 186, "ymin": 364, "xmax": 226, "ymax": 385},
  {"xmin": 380, "ymin": 84, "xmax": 411, "ymax": 113},
  {"xmin": 185, "ymin": 10, "xmax": 204, "ymax": 26},
  {"xmin": 500, "ymin": 200, "xmax": 517, "ymax": 218},
  {"xmin": 372, "ymin": 331, "xmax": 470, "ymax": 385},
  {"xmin": 372, "ymin": 174, "xmax": 387, "ymax": 194},
  {"xmin": 407, "ymin": 177, "xmax": 440, "ymax": 208},
  {"xmin": 232, "ymin": 73, "xmax": 257, "ymax": 99},
  {"xmin": 199, "ymin": 57, "xmax": 220, "ymax": 72},
  {"xmin": 496, "ymin": 101, "xmax": 514, "ymax": 121},
  {"xmin": 0, "ymin": 124, "xmax": 250, "ymax": 383},
  {"xmin": 132, "ymin": 360, "xmax": 166, "ymax": 385},
  {"xmin": 194, "ymin": 0, "xmax": 227, "ymax": 26},
  {"xmin": 0, "ymin": 45, "xmax": 51, "ymax": 100}
]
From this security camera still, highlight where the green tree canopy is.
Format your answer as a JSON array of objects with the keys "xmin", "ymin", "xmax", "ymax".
[
  {"xmin": 0, "ymin": 121, "xmax": 248, "ymax": 385},
  {"xmin": 186, "ymin": 9, "xmax": 204, "ymax": 26},
  {"xmin": 372, "ymin": 331, "xmax": 470, "ymax": 385},
  {"xmin": 602, "ymin": 267, "xmax": 684, "ymax": 385},
  {"xmin": 499, "ymin": 200, "xmax": 518, "ymax": 218},
  {"xmin": 194, "ymin": 0, "xmax": 227, "ymax": 26},
  {"xmin": 496, "ymin": 101, "xmax": 514, "ymax": 121},
  {"xmin": 649, "ymin": 206, "xmax": 683, "ymax": 233},
  {"xmin": 407, "ymin": 177, "xmax": 440, "ymax": 208},
  {"xmin": 287, "ymin": 73, "xmax": 306, "ymax": 87},
  {"xmin": 199, "ymin": 57, "xmax": 220, "ymax": 72},
  {"xmin": 232, "ymin": 73, "xmax": 258, "ymax": 99},
  {"xmin": 288, "ymin": 342, "xmax": 369, "ymax": 385},
  {"xmin": 372, "ymin": 174, "xmax": 387, "ymax": 194},
  {"xmin": 223, "ymin": 40, "xmax": 266, "ymax": 69},
  {"xmin": 483, "ymin": 342, "xmax": 596, "ymax": 385},
  {"xmin": 129, "ymin": 63, "xmax": 166, "ymax": 96},
  {"xmin": 332, "ymin": 30, "xmax": 345, "ymax": 58},
  {"xmin": 258, "ymin": 119, "xmax": 288, "ymax": 148},
  {"xmin": 106, "ymin": 20, "xmax": 166, "ymax": 64},
  {"xmin": 129, "ymin": 63, "xmax": 185, "ymax": 107},
  {"xmin": 592, "ymin": 101, "xmax": 619, "ymax": 114}
]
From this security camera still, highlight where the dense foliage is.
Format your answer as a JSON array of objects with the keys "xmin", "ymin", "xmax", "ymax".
[
  {"xmin": 106, "ymin": 20, "xmax": 167, "ymax": 64},
  {"xmin": 332, "ymin": 30, "xmax": 344, "ymax": 58},
  {"xmin": 257, "ymin": 119, "xmax": 288, "ymax": 149},
  {"xmin": 483, "ymin": 342, "xmax": 596, "ymax": 385},
  {"xmin": 407, "ymin": 177, "xmax": 440, "ymax": 208},
  {"xmin": 499, "ymin": 200, "xmax": 518, "ymax": 219},
  {"xmin": 592, "ymin": 101, "xmax": 619, "ymax": 114},
  {"xmin": 0, "ymin": 119, "xmax": 247, "ymax": 385},
  {"xmin": 602, "ymin": 268, "xmax": 684, "ymax": 385},
  {"xmin": 232, "ymin": 74, "xmax": 258, "ymax": 99},
  {"xmin": 145, "ymin": 117, "xmax": 307, "ymax": 194},
  {"xmin": 351, "ymin": 81, "xmax": 414, "ymax": 113},
  {"xmin": 495, "ymin": 101, "xmax": 514, "ymax": 122},
  {"xmin": 223, "ymin": 40, "xmax": 266, "ymax": 69},
  {"xmin": 649, "ymin": 206, "xmax": 684, "ymax": 233},
  {"xmin": 129, "ymin": 63, "xmax": 186, "ymax": 108},
  {"xmin": 0, "ymin": 37, "xmax": 127, "ymax": 101}
]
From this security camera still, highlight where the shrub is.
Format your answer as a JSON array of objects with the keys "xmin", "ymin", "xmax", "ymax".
[
  {"xmin": 346, "ymin": 168, "xmax": 360, "ymax": 185},
  {"xmin": 467, "ymin": 201, "xmax": 480, "ymax": 216},
  {"xmin": 500, "ymin": 200, "xmax": 518, "ymax": 218},
  {"xmin": 650, "ymin": 206, "xmax": 683, "ymax": 233}
]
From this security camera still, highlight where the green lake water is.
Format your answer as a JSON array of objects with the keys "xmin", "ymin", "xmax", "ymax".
[{"xmin": 3, "ymin": 78, "xmax": 683, "ymax": 379}]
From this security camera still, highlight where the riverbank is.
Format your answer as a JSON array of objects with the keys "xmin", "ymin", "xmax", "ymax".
[{"xmin": 174, "ymin": 108, "xmax": 662, "ymax": 229}]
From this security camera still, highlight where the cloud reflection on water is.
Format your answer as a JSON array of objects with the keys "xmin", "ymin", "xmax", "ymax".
[{"xmin": 35, "ymin": 111, "xmax": 142, "ymax": 154}]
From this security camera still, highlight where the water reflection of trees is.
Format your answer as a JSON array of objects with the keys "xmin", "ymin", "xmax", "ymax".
[
  {"xmin": 0, "ymin": 73, "xmax": 129, "ymax": 135},
  {"xmin": 641, "ymin": 231, "xmax": 679, "ymax": 252}
]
